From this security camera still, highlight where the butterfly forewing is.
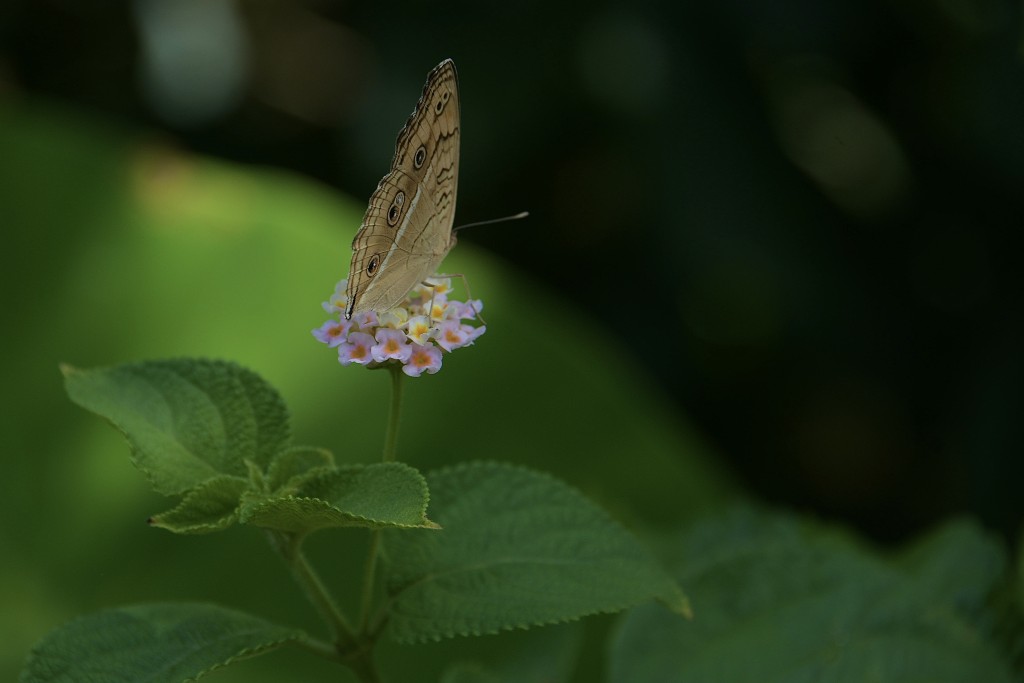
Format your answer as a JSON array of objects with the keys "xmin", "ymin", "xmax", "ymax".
[{"xmin": 345, "ymin": 59, "xmax": 461, "ymax": 319}]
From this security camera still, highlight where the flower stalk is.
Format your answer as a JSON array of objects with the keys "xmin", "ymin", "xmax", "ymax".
[
  {"xmin": 359, "ymin": 363, "xmax": 404, "ymax": 633},
  {"xmin": 382, "ymin": 364, "xmax": 403, "ymax": 463}
]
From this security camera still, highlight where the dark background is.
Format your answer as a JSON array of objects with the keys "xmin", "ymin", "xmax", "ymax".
[{"xmin": 2, "ymin": 0, "xmax": 1021, "ymax": 545}]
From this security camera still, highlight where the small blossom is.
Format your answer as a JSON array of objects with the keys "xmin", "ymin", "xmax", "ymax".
[
  {"xmin": 378, "ymin": 309, "xmax": 409, "ymax": 329},
  {"xmin": 441, "ymin": 302, "xmax": 464, "ymax": 321},
  {"xmin": 403, "ymin": 344, "xmax": 443, "ymax": 377},
  {"xmin": 426, "ymin": 295, "xmax": 450, "ymax": 322},
  {"xmin": 371, "ymin": 328, "xmax": 413, "ymax": 363},
  {"xmin": 351, "ymin": 310, "xmax": 379, "ymax": 331},
  {"xmin": 315, "ymin": 277, "xmax": 484, "ymax": 377},
  {"xmin": 312, "ymin": 319, "xmax": 352, "ymax": 348},
  {"xmin": 322, "ymin": 280, "xmax": 349, "ymax": 314},
  {"xmin": 464, "ymin": 324, "xmax": 486, "ymax": 344},
  {"xmin": 406, "ymin": 315, "xmax": 434, "ymax": 345},
  {"xmin": 436, "ymin": 321, "xmax": 488, "ymax": 351},
  {"xmin": 434, "ymin": 320, "xmax": 470, "ymax": 352},
  {"xmin": 444, "ymin": 299, "xmax": 483, "ymax": 321},
  {"xmin": 423, "ymin": 277, "xmax": 453, "ymax": 296},
  {"xmin": 338, "ymin": 332, "xmax": 374, "ymax": 366}
]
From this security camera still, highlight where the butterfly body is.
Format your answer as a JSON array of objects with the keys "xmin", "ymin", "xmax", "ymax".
[{"xmin": 345, "ymin": 59, "xmax": 461, "ymax": 320}]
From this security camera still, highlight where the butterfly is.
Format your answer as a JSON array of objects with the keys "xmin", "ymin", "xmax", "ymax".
[{"xmin": 344, "ymin": 59, "xmax": 461, "ymax": 320}]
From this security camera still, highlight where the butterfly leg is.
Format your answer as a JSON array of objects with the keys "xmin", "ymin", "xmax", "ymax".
[
  {"xmin": 426, "ymin": 273, "xmax": 486, "ymax": 325},
  {"xmin": 417, "ymin": 281, "xmax": 447, "ymax": 329}
]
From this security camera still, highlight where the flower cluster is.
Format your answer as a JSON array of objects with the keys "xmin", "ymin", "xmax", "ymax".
[{"xmin": 312, "ymin": 278, "xmax": 485, "ymax": 377}]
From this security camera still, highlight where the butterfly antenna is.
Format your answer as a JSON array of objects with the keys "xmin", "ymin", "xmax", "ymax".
[{"xmin": 453, "ymin": 211, "xmax": 529, "ymax": 232}]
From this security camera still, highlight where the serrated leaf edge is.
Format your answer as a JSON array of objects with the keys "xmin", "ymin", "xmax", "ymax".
[
  {"xmin": 386, "ymin": 459, "xmax": 687, "ymax": 642},
  {"xmin": 243, "ymin": 494, "xmax": 440, "ymax": 531},
  {"xmin": 181, "ymin": 631, "xmax": 303, "ymax": 682},
  {"xmin": 266, "ymin": 446, "xmax": 336, "ymax": 492},
  {"xmin": 62, "ymin": 358, "xmax": 292, "ymax": 496},
  {"xmin": 147, "ymin": 475, "xmax": 249, "ymax": 534},
  {"xmin": 392, "ymin": 601, "xmax": 646, "ymax": 644}
]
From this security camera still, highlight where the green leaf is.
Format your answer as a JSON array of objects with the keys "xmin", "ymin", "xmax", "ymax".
[
  {"xmin": 20, "ymin": 602, "xmax": 305, "ymax": 683},
  {"xmin": 242, "ymin": 462, "xmax": 437, "ymax": 533},
  {"xmin": 148, "ymin": 475, "xmax": 249, "ymax": 534},
  {"xmin": 609, "ymin": 508, "xmax": 1016, "ymax": 683},
  {"xmin": 266, "ymin": 446, "xmax": 335, "ymax": 492},
  {"xmin": 380, "ymin": 461, "xmax": 688, "ymax": 643},
  {"xmin": 894, "ymin": 517, "xmax": 1007, "ymax": 610},
  {"xmin": 62, "ymin": 359, "xmax": 291, "ymax": 495}
]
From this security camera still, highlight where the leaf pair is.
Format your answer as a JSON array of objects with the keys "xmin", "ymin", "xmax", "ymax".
[{"xmin": 62, "ymin": 359, "xmax": 436, "ymax": 535}]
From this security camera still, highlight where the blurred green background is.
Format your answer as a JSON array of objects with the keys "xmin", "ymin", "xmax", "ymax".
[{"xmin": 1, "ymin": 1, "xmax": 1021, "ymax": 681}]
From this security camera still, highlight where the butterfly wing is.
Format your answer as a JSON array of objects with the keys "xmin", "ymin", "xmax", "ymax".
[{"xmin": 345, "ymin": 59, "xmax": 461, "ymax": 318}]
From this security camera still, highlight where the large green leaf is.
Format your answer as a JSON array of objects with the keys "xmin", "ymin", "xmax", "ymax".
[
  {"xmin": 63, "ymin": 359, "xmax": 290, "ymax": 495},
  {"xmin": 242, "ymin": 462, "xmax": 437, "ymax": 533},
  {"xmin": 894, "ymin": 518, "xmax": 1007, "ymax": 609},
  {"xmin": 609, "ymin": 508, "xmax": 1015, "ymax": 683},
  {"xmin": 20, "ymin": 603, "xmax": 305, "ymax": 683},
  {"xmin": 380, "ymin": 461, "xmax": 688, "ymax": 643}
]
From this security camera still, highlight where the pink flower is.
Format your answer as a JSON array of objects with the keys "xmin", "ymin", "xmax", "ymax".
[
  {"xmin": 462, "ymin": 300, "xmax": 484, "ymax": 319},
  {"xmin": 322, "ymin": 280, "xmax": 349, "ymax": 314},
  {"xmin": 403, "ymin": 344, "xmax": 443, "ymax": 377},
  {"xmin": 371, "ymin": 328, "xmax": 413, "ymax": 363},
  {"xmin": 434, "ymin": 321, "xmax": 470, "ymax": 352},
  {"xmin": 378, "ymin": 309, "xmax": 408, "ymax": 329},
  {"xmin": 423, "ymin": 277, "xmax": 453, "ymax": 296},
  {"xmin": 426, "ymin": 294, "xmax": 450, "ymax": 322},
  {"xmin": 338, "ymin": 332, "xmax": 374, "ymax": 366},
  {"xmin": 406, "ymin": 316, "xmax": 433, "ymax": 345},
  {"xmin": 315, "ymin": 278, "xmax": 484, "ymax": 378},
  {"xmin": 312, "ymin": 319, "xmax": 352, "ymax": 348},
  {"xmin": 351, "ymin": 310, "xmax": 379, "ymax": 331},
  {"xmin": 464, "ymin": 323, "xmax": 486, "ymax": 344}
]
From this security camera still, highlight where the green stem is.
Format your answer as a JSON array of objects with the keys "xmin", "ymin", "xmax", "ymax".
[
  {"xmin": 268, "ymin": 532, "xmax": 382, "ymax": 681},
  {"xmin": 341, "ymin": 644, "xmax": 382, "ymax": 683},
  {"xmin": 267, "ymin": 531, "xmax": 356, "ymax": 648},
  {"xmin": 358, "ymin": 531, "xmax": 382, "ymax": 632},
  {"xmin": 293, "ymin": 637, "xmax": 380, "ymax": 683},
  {"xmin": 293, "ymin": 634, "xmax": 343, "ymax": 662},
  {"xmin": 358, "ymin": 364, "xmax": 404, "ymax": 631},
  {"xmin": 382, "ymin": 364, "xmax": 404, "ymax": 462}
]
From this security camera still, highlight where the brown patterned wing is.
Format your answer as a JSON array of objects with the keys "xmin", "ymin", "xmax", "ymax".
[{"xmin": 345, "ymin": 59, "xmax": 461, "ymax": 318}]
